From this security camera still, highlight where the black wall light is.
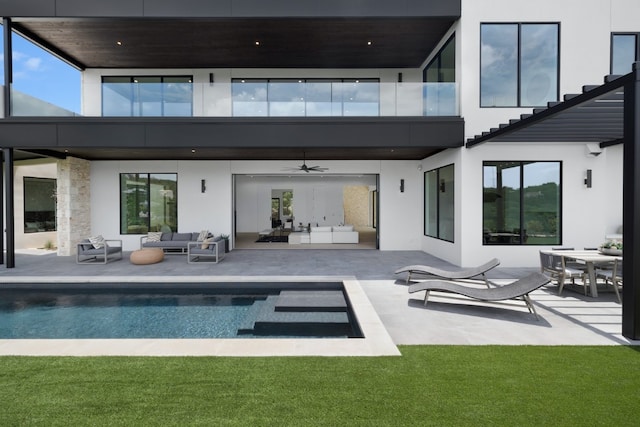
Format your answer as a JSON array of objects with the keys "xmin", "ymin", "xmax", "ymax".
[
  {"xmin": 400, "ymin": 179, "xmax": 405, "ymax": 193},
  {"xmin": 584, "ymin": 169, "xmax": 592, "ymax": 188},
  {"xmin": 440, "ymin": 179, "xmax": 446, "ymax": 193},
  {"xmin": 201, "ymin": 179, "xmax": 206, "ymax": 193},
  {"xmin": 209, "ymin": 73, "xmax": 214, "ymax": 85}
]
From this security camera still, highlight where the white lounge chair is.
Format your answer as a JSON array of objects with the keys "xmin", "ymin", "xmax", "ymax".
[
  {"xmin": 395, "ymin": 258, "xmax": 500, "ymax": 286},
  {"xmin": 408, "ymin": 272, "xmax": 550, "ymax": 319}
]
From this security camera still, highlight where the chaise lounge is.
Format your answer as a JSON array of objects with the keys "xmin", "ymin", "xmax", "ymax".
[
  {"xmin": 407, "ymin": 272, "xmax": 550, "ymax": 319},
  {"xmin": 395, "ymin": 258, "xmax": 500, "ymax": 285}
]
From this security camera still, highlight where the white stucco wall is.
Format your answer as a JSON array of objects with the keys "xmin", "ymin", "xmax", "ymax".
[
  {"xmin": 91, "ymin": 159, "xmax": 423, "ymax": 251},
  {"xmin": 459, "ymin": 0, "xmax": 640, "ymax": 140}
]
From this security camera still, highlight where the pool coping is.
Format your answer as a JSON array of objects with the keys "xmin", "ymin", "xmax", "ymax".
[{"xmin": 0, "ymin": 275, "xmax": 401, "ymax": 357}]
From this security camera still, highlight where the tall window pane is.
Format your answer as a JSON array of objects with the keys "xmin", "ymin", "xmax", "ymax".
[
  {"xmin": 133, "ymin": 77, "xmax": 162, "ymax": 116},
  {"xmin": 103, "ymin": 77, "xmax": 133, "ymax": 116},
  {"xmin": 483, "ymin": 161, "xmax": 560, "ymax": 245},
  {"xmin": 438, "ymin": 165, "xmax": 455, "ymax": 242},
  {"xmin": 24, "ymin": 177, "xmax": 56, "ymax": 233},
  {"xmin": 424, "ymin": 170, "xmax": 438, "ymax": 237},
  {"xmin": 149, "ymin": 174, "xmax": 178, "ymax": 233},
  {"xmin": 424, "ymin": 164, "xmax": 454, "ymax": 242},
  {"xmin": 163, "ymin": 77, "xmax": 193, "ymax": 116},
  {"xmin": 612, "ymin": 34, "xmax": 637, "ymax": 75},
  {"xmin": 523, "ymin": 162, "xmax": 561, "ymax": 244},
  {"xmin": 520, "ymin": 24, "xmax": 558, "ymax": 106},
  {"xmin": 481, "ymin": 24, "xmax": 518, "ymax": 107}
]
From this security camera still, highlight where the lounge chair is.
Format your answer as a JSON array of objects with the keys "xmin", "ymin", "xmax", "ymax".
[
  {"xmin": 76, "ymin": 237, "xmax": 123, "ymax": 264},
  {"xmin": 408, "ymin": 272, "xmax": 550, "ymax": 319},
  {"xmin": 395, "ymin": 258, "xmax": 500, "ymax": 286}
]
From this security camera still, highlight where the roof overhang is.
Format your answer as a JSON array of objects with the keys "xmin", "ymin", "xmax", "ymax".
[
  {"xmin": 466, "ymin": 73, "xmax": 631, "ymax": 147},
  {"xmin": 6, "ymin": 0, "xmax": 460, "ymax": 69},
  {"xmin": 0, "ymin": 116, "xmax": 464, "ymax": 161}
]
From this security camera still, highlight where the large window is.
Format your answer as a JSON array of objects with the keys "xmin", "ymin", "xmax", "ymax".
[
  {"xmin": 103, "ymin": 76, "xmax": 193, "ymax": 116},
  {"xmin": 232, "ymin": 78, "xmax": 379, "ymax": 117},
  {"xmin": 483, "ymin": 161, "xmax": 561, "ymax": 245},
  {"xmin": 481, "ymin": 23, "xmax": 559, "ymax": 107},
  {"xmin": 424, "ymin": 164, "xmax": 454, "ymax": 242},
  {"xmin": 120, "ymin": 174, "xmax": 178, "ymax": 234},
  {"xmin": 423, "ymin": 34, "xmax": 456, "ymax": 116},
  {"xmin": 23, "ymin": 177, "xmax": 56, "ymax": 233},
  {"xmin": 611, "ymin": 33, "xmax": 639, "ymax": 75}
]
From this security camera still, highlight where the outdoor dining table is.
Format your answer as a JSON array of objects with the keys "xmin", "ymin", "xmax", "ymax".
[{"xmin": 544, "ymin": 249, "xmax": 622, "ymax": 297}]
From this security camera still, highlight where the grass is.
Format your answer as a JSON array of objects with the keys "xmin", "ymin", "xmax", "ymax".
[{"xmin": 1, "ymin": 346, "xmax": 639, "ymax": 426}]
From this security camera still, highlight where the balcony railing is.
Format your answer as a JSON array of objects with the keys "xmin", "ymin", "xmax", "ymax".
[{"xmin": 7, "ymin": 82, "xmax": 458, "ymax": 118}]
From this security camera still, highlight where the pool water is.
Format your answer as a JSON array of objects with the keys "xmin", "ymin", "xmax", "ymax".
[{"xmin": 0, "ymin": 284, "xmax": 362, "ymax": 339}]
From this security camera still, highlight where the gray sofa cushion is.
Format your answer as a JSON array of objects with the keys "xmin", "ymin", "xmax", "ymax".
[{"xmin": 172, "ymin": 233, "xmax": 192, "ymax": 241}]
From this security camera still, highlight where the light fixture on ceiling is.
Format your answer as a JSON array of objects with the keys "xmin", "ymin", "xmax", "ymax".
[
  {"xmin": 255, "ymin": 40, "xmax": 261, "ymax": 46},
  {"xmin": 116, "ymin": 41, "xmax": 123, "ymax": 46},
  {"xmin": 367, "ymin": 41, "xmax": 373, "ymax": 46}
]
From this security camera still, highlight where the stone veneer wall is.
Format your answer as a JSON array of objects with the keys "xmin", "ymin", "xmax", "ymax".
[
  {"xmin": 56, "ymin": 157, "xmax": 91, "ymax": 256},
  {"xmin": 343, "ymin": 185, "xmax": 370, "ymax": 227}
]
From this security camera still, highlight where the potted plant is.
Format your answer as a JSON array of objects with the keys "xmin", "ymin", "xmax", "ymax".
[{"xmin": 600, "ymin": 240, "xmax": 622, "ymax": 255}]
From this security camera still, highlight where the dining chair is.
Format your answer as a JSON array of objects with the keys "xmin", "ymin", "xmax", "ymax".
[
  {"xmin": 539, "ymin": 251, "xmax": 586, "ymax": 295},
  {"xmin": 596, "ymin": 259, "xmax": 622, "ymax": 303}
]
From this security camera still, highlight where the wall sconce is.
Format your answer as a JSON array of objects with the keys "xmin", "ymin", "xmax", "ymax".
[
  {"xmin": 201, "ymin": 179, "xmax": 206, "ymax": 193},
  {"xmin": 209, "ymin": 73, "xmax": 214, "ymax": 86},
  {"xmin": 440, "ymin": 179, "xmax": 446, "ymax": 193},
  {"xmin": 400, "ymin": 179, "xmax": 405, "ymax": 193},
  {"xmin": 584, "ymin": 169, "xmax": 592, "ymax": 188}
]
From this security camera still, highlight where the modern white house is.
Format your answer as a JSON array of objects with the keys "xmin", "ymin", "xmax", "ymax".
[{"xmin": 1, "ymin": 0, "xmax": 640, "ymax": 337}]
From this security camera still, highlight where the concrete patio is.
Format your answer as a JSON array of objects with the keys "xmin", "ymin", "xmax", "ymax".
[{"xmin": 0, "ymin": 248, "xmax": 637, "ymax": 352}]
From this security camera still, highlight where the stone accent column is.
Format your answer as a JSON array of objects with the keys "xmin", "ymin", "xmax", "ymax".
[{"xmin": 56, "ymin": 157, "xmax": 91, "ymax": 256}]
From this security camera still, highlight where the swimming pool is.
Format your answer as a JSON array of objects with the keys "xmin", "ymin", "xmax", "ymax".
[{"xmin": 0, "ymin": 282, "xmax": 363, "ymax": 339}]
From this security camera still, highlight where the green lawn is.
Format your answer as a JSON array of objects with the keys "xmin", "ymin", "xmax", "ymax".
[{"xmin": 1, "ymin": 346, "xmax": 638, "ymax": 426}]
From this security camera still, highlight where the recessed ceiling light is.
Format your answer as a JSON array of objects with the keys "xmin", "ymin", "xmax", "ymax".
[
  {"xmin": 116, "ymin": 41, "xmax": 123, "ymax": 46},
  {"xmin": 255, "ymin": 40, "xmax": 261, "ymax": 46},
  {"xmin": 367, "ymin": 41, "xmax": 373, "ymax": 46},
  {"xmin": 191, "ymin": 149, "xmax": 196, "ymax": 153}
]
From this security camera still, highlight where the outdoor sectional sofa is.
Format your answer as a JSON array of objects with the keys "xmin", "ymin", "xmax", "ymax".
[{"xmin": 140, "ymin": 231, "xmax": 225, "ymax": 254}]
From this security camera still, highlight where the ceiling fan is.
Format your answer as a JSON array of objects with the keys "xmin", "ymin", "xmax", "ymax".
[{"xmin": 283, "ymin": 152, "xmax": 329, "ymax": 173}]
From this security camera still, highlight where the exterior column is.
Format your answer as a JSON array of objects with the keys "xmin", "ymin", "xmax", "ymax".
[
  {"xmin": 3, "ymin": 18, "xmax": 12, "ymax": 117},
  {"xmin": 622, "ymin": 62, "xmax": 640, "ymax": 340},
  {"xmin": 56, "ymin": 157, "xmax": 91, "ymax": 256},
  {"xmin": 3, "ymin": 148, "xmax": 14, "ymax": 267}
]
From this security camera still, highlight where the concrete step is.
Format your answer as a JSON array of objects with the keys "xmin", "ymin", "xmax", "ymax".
[{"xmin": 274, "ymin": 290, "xmax": 347, "ymax": 312}]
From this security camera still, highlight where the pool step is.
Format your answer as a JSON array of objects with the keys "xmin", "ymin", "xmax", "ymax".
[
  {"xmin": 238, "ymin": 291, "xmax": 352, "ymax": 337},
  {"xmin": 274, "ymin": 290, "xmax": 347, "ymax": 312}
]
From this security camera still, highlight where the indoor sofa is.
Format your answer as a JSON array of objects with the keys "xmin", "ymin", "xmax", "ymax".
[
  {"xmin": 140, "ymin": 231, "xmax": 217, "ymax": 253},
  {"xmin": 309, "ymin": 225, "xmax": 359, "ymax": 244}
]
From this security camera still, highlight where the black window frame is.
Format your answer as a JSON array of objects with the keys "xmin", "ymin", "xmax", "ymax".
[
  {"xmin": 231, "ymin": 78, "xmax": 380, "ymax": 117},
  {"xmin": 424, "ymin": 164, "xmax": 454, "ymax": 243},
  {"xmin": 119, "ymin": 173, "xmax": 178, "ymax": 235},
  {"xmin": 611, "ymin": 32, "xmax": 640, "ymax": 75},
  {"xmin": 23, "ymin": 176, "xmax": 57, "ymax": 234},
  {"xmin": 423, "ymin": 34, "xmax": 455, "ymax": 83},
  {"xmin": 480, "ymin": 22, "xmax": 560, "ymax": 108},
  {"xmin": 101, "ymin": 75, "xmax": 193, "ymax": 117},
  {"xmin": 482, "ymin": 161, "xmax": 563, "ymax": 246}
]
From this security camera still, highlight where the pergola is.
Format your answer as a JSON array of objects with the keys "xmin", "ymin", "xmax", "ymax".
[{"xmin": 466, "ymin": 64, "xmax": 640, "ymax": 341}]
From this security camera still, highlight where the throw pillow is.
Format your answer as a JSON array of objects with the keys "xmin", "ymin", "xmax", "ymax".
[
  {"xmin": 201, "ymin": 237, "xmax": 214, "ymax": 249},
  {"xmin": 197, "ymin": 229, "xmax": 209, "ymax": 242},
  {"xmin": 146, "ymin": 232, "xmax": 162, "ymax": 242},
  {"xmin": 89, "ymin": 235, "xmax": 105, "ymax": 249}
]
